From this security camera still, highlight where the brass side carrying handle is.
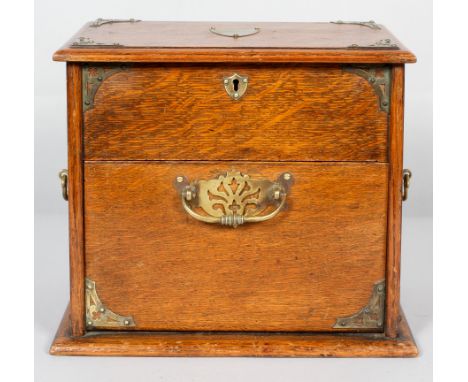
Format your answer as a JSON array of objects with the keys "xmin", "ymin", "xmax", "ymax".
[
  {"xmin": 59, "ymin": 169, "xmax": 68, "ymax": 201},
  {"xmin": 402, "ymin": 169, "xmax": 412, "ymax": 201},
  {"xmin": 174, "ymin": 171, "xmax": 293, "ymax": 228}
]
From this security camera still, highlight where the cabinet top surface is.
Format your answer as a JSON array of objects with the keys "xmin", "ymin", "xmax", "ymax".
[{"xmin": 53, "ymin": 20, "xmax": 416, "ymax": 63}]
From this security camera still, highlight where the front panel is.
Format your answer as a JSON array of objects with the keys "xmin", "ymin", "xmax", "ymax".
[
  {"xmin": 83, "ymin": 64, "xmax": 390, "ymax": 162},
  {"xmin": 84, "ymin": 162, "xmax": 388, "ymax": 332}
]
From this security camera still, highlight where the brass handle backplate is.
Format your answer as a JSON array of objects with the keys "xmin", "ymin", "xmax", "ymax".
[
  {"xmin": 402, "ymin": 169, "xmax": 412, "ymax": 201},
  {"xmin": 59, "ymin": 169, "xmax": 68, "ymax": 201},
  {"xmin": 174, "ymin": 170, "xmax": 293, "ymax": 228}
]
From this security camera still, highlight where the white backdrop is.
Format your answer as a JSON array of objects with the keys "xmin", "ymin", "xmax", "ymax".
[
  {"xmin": 35, "ymin": 0, "xmax": 432, "ymax": 217},
  {"xmin": 35, "ymin": 1, "xmax": 432, "ymax": 381}
]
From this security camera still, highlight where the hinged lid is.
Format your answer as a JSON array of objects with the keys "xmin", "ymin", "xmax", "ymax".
[{"xmin": 53, "ymin": 20, "xmax": 416, "ymax": 63}]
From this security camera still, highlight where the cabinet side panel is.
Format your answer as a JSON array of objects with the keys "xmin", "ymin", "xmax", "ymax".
[
  {"xmin": 385, "ymin": 65, "xmax": 405, "ymax": 337},
  {"xmin": 67, "ymin": 63, "xmax": 85, "ymax": 336}
]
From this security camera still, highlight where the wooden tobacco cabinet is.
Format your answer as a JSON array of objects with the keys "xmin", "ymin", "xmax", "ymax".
[{"xmin": 50, "ymin": 20, "xmax": 417, "ymax": 357}]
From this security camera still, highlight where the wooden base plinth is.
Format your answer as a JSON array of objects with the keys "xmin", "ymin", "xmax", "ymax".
[{"xmin": 50, "ymin": 305, "xmax": 418, "ymax": 357}]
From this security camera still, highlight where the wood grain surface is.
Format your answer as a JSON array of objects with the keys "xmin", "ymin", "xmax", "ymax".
[
  {"xmin": 54, "ymin": 48, "xmax": 417, "ymax": 64},
  {"xmin": 84, "ymin": 65, "xmax": 389, "ymax": 162},
  {"xmin": 49, "ymin": 304, "xmax": 418, "ymax": 357},
  {"xmin": 66, "ymin": 63, "xmax": 85, "ymax": 336},
  {"xmin": 54, "ymin": 21, "xmax": 418, "ymax": 356},
  {"xmin": 53, "ymin": 21, "xmax": 416, "ymax": 63},
  {"xmin": 385, "ymin": 65, "xmax": 405, "ymax": 337},
  {"xmin": 84, "ymin": 161, "xmax": 388, "ymax": 332}
]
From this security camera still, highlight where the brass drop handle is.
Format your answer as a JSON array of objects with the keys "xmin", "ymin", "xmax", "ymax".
[
  {"xmin": 402, "ymin": 169, "xmax": 412, "ymax": 201},
  {"xmin": 174, "ymin": 171, "xmax": 293, "ymax": 228},
  {"xmin": 59, "ymin": 169, "xmax": 68, "ymax": 201}
]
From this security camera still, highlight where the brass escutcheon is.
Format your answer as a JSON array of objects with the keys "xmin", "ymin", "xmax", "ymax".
[{"xmin": 223, "ymin": 73, "xmax": 248, "ymax": 100}]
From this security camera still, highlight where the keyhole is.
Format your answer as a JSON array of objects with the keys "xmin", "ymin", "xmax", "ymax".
[{"xmin": 233, "ymin": 79, "xmax": 239, "ymax": 91}]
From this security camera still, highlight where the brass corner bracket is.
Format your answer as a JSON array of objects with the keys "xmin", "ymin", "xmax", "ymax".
[
  {"xmin": 71, "ymin": 37, "xmax": 123, "ymax": 47},
  {"xmin": 343, "ymin": 66, "xmax": 391, "ymax": 112},
  {"xmin": 82, "ymin": 65, "xmax": 129, "ymax": 112},
  {"xmin": 333, "ymin": 280, "xmax": 385, "ymax": 329},
  {"xmin": 348, "ymin": 38, "xmax": 399, "ymax": 50},
  {"xmin": 369, "ymin": 38, "xmax": 399, "ymax": 48},
  {"xmin": 85, "ymin": 278, "xmax": 135, "ymax": 329}
]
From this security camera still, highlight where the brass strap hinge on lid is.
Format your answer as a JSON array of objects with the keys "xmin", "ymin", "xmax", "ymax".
[
  {"xmin": 71, "ymin": 37, "xmax": 124, "ymax": 47},
  {"xmin": 71, "ymin": 18, "xmax": 141, "ymax": 46},
  {"xmin": 90, "ymin": 18, "xmax": 141, "ymax": 27},
  {"xmin": 348, "ymin": 38, "xmax": 399, "ymax": 49},
  {"xmin": 331, "ymin": 20, "xmax": 381, "ymax": 30}
]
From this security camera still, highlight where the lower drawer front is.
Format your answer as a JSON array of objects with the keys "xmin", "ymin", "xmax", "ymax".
[{"xmin": 84, "ymin": 162, "xmax": 388, "ymax": 332}]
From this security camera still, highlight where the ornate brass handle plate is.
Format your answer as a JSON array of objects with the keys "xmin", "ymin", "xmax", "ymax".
[{"xmin": 174, "ymin": 171, "xmax": 293, "ymax": 228}]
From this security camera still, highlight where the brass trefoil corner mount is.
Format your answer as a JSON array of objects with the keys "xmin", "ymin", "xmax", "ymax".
[
  {"xmin": 85, "ymin": 278, "xmax": 136, "ymax": 329},
  {"xmin": 333, "ymin": 280, "xmax": 385, "ymax": 329}
]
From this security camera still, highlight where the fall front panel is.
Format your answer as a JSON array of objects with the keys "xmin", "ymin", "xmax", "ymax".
[
  {"xmin": 83, "ymin": 64, "xmax": 390, "ymax": 162},
  {"xmin": 84, "ymin": 161, "xmax": 388, "ymax": 332}
]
